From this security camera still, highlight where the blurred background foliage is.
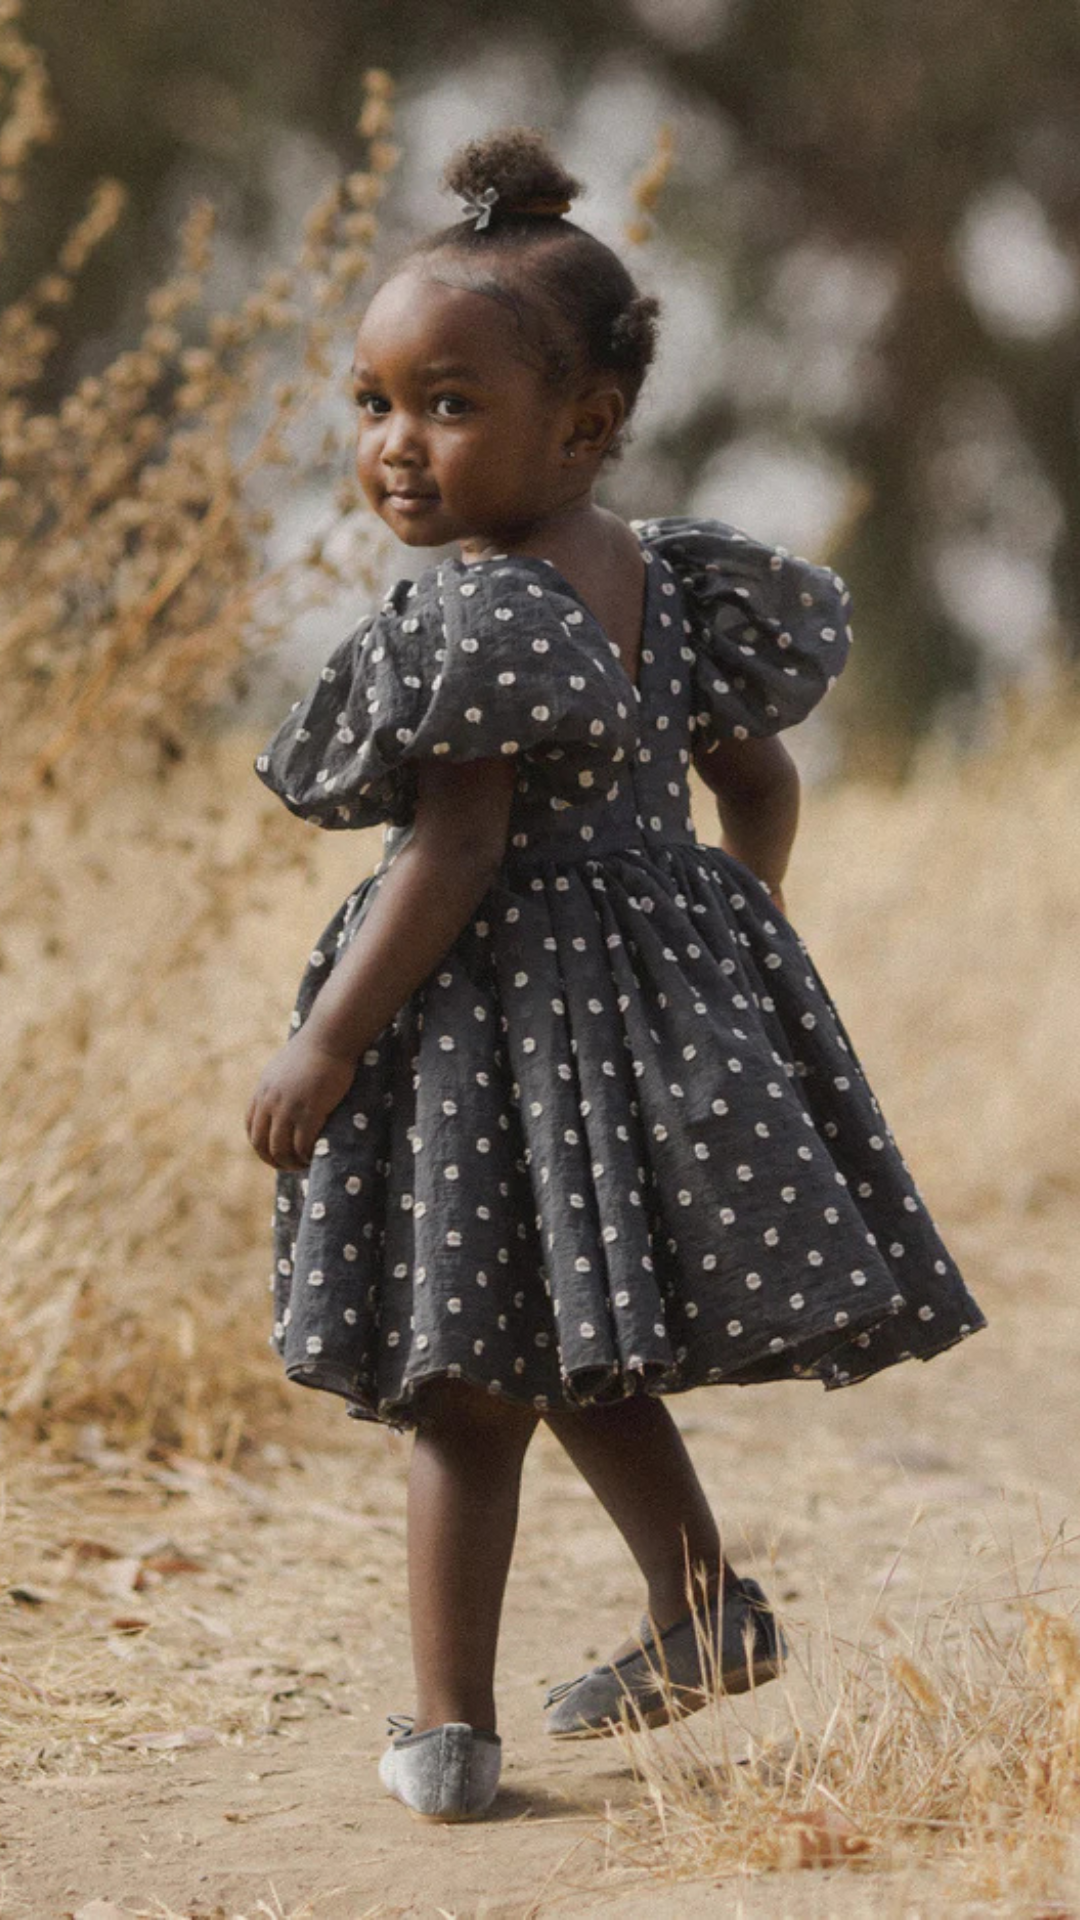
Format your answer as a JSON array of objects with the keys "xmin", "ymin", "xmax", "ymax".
[{"xmin": 7, "ymin": 0, "xmax": 1080, "ymax": 756}]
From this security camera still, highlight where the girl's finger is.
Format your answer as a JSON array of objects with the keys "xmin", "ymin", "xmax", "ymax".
[
  {"xmin": 248, "ymin": 1099, "xmax": 276, "ymax": 1167},
  {"xmin": 268, "ymin": 1104, "xmax": 299, "ymax": 1170},
  {"xmin": 293, "ymin": 1113, "xmax": 318, "ymax": 1167},
  {"xmin": 270, "ymin": 1110, "xmax": 310, "ymax": 1172}
]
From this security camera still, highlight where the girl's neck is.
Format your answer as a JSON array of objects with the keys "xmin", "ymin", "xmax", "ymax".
[{"xmin": 457, "ymin": 496, "xmax": 613, "ymax": 569}]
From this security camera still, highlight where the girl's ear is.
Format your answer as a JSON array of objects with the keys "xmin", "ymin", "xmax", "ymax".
[{"xmin": 563, "ymin": 384, "xmax": 627, "ymax": 464}]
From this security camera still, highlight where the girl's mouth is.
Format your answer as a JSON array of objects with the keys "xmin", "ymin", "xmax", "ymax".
[{"xmin": 386, "ymin": 490, "xmax": 440, "ymax": 515}]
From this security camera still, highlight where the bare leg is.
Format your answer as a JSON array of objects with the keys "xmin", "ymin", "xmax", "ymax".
[
  {"xmin": 407, "ymin": 1378, "xmax": 538, "ymax": 1735},
  {"xmin": 544, "ymin": 1392, "xmax": 735, "ymax": 1635}
]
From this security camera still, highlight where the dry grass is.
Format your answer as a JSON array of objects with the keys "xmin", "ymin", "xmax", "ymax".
[
  {"xmin": 791, "ymin": 689, "xmax": 1078, "ymax": 1235},
  {"xmin": 603, "ymin": 1529, "xmax": 1080, "ymax": 1909},
  {"xmin": 0, "ymin": 729, "xmax": 354, "ymax": 1455},
  {"xmin": 0, "ymin": 1, "xmax": 396, "ymax": 1455}
]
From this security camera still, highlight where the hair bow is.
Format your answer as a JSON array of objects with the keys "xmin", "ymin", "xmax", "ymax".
[{"xmin": 459, "ymin": 186, "xmax": 498, "ymax": 231}]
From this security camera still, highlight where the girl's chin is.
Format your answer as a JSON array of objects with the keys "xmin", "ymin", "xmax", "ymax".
[{"xmin": 378, "ymin": 501, "xmax": 455, "ymax": 545}]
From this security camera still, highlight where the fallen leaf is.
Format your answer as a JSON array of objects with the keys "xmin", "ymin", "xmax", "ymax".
[
  {"xmin": 109, "ymin": 1617, "xmax": 150, "ymax": 1634},
  {"xmin": 65, "ymin": 1539, "xmax": 123, "ymax": 1563},
  {"xmin": 142, "ymin": 1550, "xmax": 204, "ymax": 1576},
  {"xmin": 8, "ymin": 1584, "xmax": 52, "ymax": 1606},
  {"xmin": 770, "ymin": 1806, "xmax": 873, "ymax": 1869}
]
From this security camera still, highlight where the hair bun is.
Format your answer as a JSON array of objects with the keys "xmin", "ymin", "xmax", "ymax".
[{"xmin": 442, "ymin": 128, "xmax": 582, "ymax": 223}]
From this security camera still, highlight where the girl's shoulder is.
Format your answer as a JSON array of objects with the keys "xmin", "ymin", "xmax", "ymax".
[
  {"xmin": 632, "ymin": 513, "xmax": 854, "ymax": 742},
  {"xmin": 255, "ymin": 551, "xmax": 639, "ymax": 832},
  {"xmin": 633, "ymin": 514, "xmax": 849, "ymax": 600}
]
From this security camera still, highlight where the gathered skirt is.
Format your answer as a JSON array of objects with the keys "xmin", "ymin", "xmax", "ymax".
[{"xmin": 268, "ymin": 840, "xmax": 985, "ymax": 1427}]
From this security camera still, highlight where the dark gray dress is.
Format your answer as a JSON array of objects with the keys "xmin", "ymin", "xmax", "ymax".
[{"xmin": 255, "ymin": 516, "xmax": 986, "ymax": 1427}]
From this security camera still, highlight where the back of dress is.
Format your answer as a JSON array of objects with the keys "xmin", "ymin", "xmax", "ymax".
[{"xmin": 255, "ymin": 517, "xmax": 985, "ymax": 1428}]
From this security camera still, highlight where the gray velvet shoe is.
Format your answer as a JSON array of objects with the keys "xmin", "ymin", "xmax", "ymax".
[
  {"xmin": 543, "ymin": 1576, "xmax": 786, "ymax": 1739},
  {"xmin": 378, "ymin": 1716, "xmax": 502, "ymax": 1821}
]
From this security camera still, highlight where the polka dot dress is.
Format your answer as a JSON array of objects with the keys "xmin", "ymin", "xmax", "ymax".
[{"xmin": 255, "ymin": 516, "xmax": 986, "ymax": 1427}]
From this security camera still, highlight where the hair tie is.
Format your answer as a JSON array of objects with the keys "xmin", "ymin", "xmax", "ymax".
[
  {"xmin": 459, "ymin": 186, "xmax": 499, "ymax": 230},
  {"xmin": 457, "ymin": 187, "xmax": 573, "ymax": 230}
]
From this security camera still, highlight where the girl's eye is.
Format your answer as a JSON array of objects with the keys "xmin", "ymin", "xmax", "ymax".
[
  {"xmin": 431, "ymin": 394, "xmax": 470, "ymax": 419},
  {"xmin": 356, "ymin": 391, "xmax": 390, "ymax": 416}
]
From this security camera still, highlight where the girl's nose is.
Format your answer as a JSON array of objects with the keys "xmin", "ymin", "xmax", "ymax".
[{"xmin": 380, "ymin": 412, "xmax": 424, "ymax": 467}]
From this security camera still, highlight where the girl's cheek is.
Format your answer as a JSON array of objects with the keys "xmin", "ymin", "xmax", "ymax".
[
  {"xmin": 354, "ymin": 459, "xmax": 383, "ymax": 508},
  {"xmin": 355, "ymin": 441, "xmax": 380, "ymax": 488}
]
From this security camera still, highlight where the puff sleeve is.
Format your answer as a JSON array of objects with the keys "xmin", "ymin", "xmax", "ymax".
[
  {"xmin": 254, "ymin": 557, "xmax": 640, "ymax": 828},
  {"xmin": 635, "ymin": 516, "xmax": 852, "ymax": 742}
]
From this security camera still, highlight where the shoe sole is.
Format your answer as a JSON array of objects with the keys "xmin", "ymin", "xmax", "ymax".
[
  {"xmin": 545, "ymin": 1650, "xmax": 784, "ymax": 1740},
  {"xmin": 400, "ymin": 1801, "xmax": 496, "ymax": 1823}
]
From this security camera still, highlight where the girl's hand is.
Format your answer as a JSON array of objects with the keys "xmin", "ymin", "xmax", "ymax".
[{"xmin": 246, "ymin": 1031, "xmax": 357, "ymax": 1171}]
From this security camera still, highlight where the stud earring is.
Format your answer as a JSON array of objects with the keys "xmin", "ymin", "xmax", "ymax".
[{"xmin": 567, "ymin": 447, "xmax": 577, "ymax": 460}]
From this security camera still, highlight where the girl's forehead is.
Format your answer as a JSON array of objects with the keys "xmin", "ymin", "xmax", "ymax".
[{"xmin": 355, "ymin": 267, "xmax": 524, "ymax": 373}]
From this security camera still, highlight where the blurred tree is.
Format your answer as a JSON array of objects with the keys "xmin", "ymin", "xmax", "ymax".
[{"xmin": 9, "ymin": 0, "xmax": 1080, "ymax": 741}]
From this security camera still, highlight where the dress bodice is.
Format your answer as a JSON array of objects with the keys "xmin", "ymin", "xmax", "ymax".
[
  {"xmin": 255, "ymin": 516, "xmax": 853, "ymax": 882},
  {"xmin": 375, "ymin": 543, "xmax": 700, "ymax": 874}
]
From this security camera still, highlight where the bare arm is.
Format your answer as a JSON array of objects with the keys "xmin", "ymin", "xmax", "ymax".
[
  {"xmin": 247, "ymin": 753, "xmax": 517, "ymax": 1170},
  {"xmin": 691, "ymin": 732, "xmax": 800, "ymax": 909}
]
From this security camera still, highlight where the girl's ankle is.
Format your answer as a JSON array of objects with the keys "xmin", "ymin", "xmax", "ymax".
[
  {"xmin": 411, "ymin": 1701, "xmax": 498, "ymax": 1737},
  {"xmin": 647, "ymin": 1560, "xmax": 740, "ymax": 1631}
]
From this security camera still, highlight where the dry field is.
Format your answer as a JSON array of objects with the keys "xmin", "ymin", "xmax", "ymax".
[{"xmin": 1, "ymin": 701, "xmax": 1077, "ymax": 1919}]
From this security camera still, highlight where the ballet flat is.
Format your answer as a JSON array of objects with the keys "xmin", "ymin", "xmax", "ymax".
[
  {"xmin": 378, "ymin": 1717, "xmax": 502, "ymax": 1821},
  {"xmin": 543, "ymin": 1575, "xmax": 786, "ymax": 1738}
]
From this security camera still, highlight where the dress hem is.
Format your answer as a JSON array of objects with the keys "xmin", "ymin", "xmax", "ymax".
[{"xmin": 279, "ymin": 1303, "xmax": 988, "ymax": 1432}]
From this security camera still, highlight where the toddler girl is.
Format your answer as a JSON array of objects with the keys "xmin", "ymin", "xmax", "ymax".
[{"xmin": 247, "ymin": 128, "xmax": 985, "ymax": 1822}]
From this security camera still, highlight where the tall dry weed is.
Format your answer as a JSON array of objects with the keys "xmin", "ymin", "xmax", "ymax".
[
  {"xmin": 0, "ymin": 1, "xmax": 395, "ymax": 811},
  {"xmin": 0, "ymin": 5, "xmax": 398, "ymax": 1451}
]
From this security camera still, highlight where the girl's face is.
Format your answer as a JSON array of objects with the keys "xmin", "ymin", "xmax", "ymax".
[{"xmin": 351, "ymin": 265, "xmax": 586, "ymax": 553}]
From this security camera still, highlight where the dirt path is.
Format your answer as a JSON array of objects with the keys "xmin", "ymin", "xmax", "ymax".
[{"xmin": 2, "ymin": 1210, "xmax": 1076, "ymax": 1919}]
